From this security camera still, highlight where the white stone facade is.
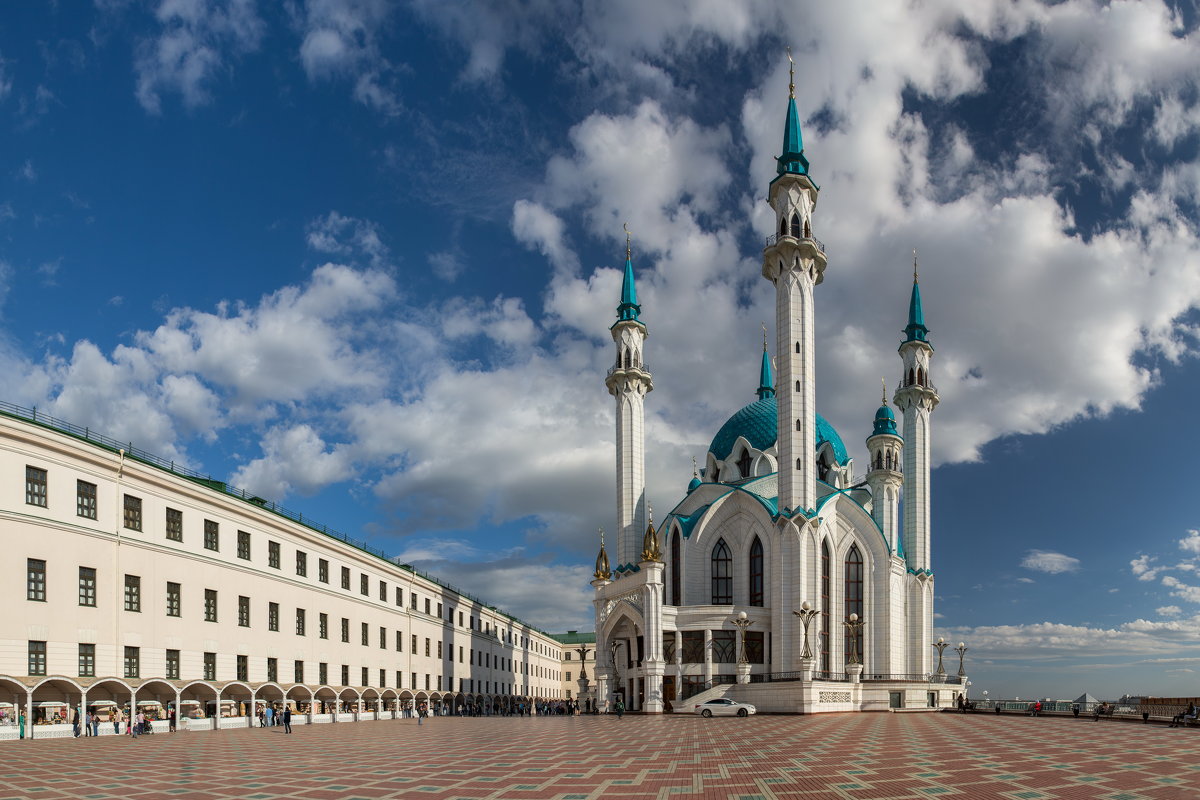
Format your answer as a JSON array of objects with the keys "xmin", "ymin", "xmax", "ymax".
[{"xmin": 1, "ymin": 410, "xmax": 567, "ymax": 735}]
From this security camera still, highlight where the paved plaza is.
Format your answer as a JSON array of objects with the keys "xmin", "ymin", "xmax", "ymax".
[{"xmin": 2, "ymin": 713, "xmax": 1196, "ymax": 800}]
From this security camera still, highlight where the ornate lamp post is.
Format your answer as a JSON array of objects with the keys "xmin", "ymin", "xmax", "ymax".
[
  {"xmin": 954, "ymin": 641, "xmax": 968, "ymax": 677},
  {"xmin": 608, "ymin": 640, "xmax": 625, "ymax": 709},
  {"xmin": 932, "ymin": 637, "xmax": 949, "ymax": 677},
  {"xmin": 575, "ymin": 646, "xmax": 592, "ymax": 680},
  {"xmin": 793, "ymin": 601, "xmax": 819, "ymax": 660},
  {"xmin": 732, "ymin": 612, "xmax": 753, "ymax": 665},
  {"xmin": 843, "ymin": 613, "xmax": 865, "ymax": 665}
]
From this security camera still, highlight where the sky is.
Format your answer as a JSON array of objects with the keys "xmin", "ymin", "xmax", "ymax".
[{"xmin": 2, "ymin": 0, "xmax": 1200, "ymax": 701}]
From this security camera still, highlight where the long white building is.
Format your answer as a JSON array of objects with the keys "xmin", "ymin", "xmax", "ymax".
[{"xmin": 0, "ymin": 404, "xmax": 566, "ymax": 737}]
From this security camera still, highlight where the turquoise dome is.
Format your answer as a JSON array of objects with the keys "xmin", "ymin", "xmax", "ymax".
[
  {"xmin": 872, "ymin": 404, "xmax": 897, "ymax": 436},
  {"xmin": 708, "ymin": 396, "xmax": 848, "ymax": 465}
]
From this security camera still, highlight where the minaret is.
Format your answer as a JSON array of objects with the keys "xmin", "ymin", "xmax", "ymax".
[
  {"xmin": 762, "ymin": 52, "xmax": 827, "ymax": 517},
  {"xmin": 893, "ymin": 252, "xmax": 939, "ymax": 570},
  {"xmin": 865, "ymin": 380, "xmax": 904, "ymax": 555},
  {"xmin": 605, "ymin": 227, "xmax": 653, "ymax": 569},
  {"xmin": 757, "ymin": 331, "xmax": 775, "ymax": 401}
]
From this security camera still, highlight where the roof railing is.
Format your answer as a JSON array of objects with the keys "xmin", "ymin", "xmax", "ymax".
[
  {"xmin": 0, "ymin": 400, "xmax": 551, "ymax": 637},
  {"xmin": 764, "ymin": 232, "xmax": 826, "ymax": 253}
]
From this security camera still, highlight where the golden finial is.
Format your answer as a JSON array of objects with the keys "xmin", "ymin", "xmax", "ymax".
[
  {"xmin": 641, "ymin": 505, "xmax": 662, "ymax": 562},
  {"xmin": 913, "ymin": 248, "xmax": 918, "ymax": 283},
  {"xmin": 692, "ymin": 455, "xmax": 699, "ymax": 478},
  {"xmin": 787, "ymin": 47, "xmax": 794, "ymax": 99},
  {"xmin": 647, "ymin": 502, "xmax": 653, "ymax": 527},
  {"xmin": 762, "ymin": 322, "xmax": 768, "ymax": 351},
  {"xmin": 881, "ymin": 378, "xmax": 887, "ymax": 405},
  {"xmin": 624, "ymin": 222, "xmax": 632, "ymax": 260},
  {"xmin": 599, "ymin": 526, "xmax": 605, "ymax": 548},
  {"xmin": 595, "ymin": 527, "xmax": 611, "ymax": 581}
]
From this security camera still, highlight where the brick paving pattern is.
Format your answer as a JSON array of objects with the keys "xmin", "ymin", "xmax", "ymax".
[{"xmin": 2, "ymin": 713, "xmax": 1196, "ymax": 799}]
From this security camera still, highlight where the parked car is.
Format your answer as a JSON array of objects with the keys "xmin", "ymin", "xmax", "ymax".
[{"xmin": 693, "ymin": 698, "xmax": 756, "ymax": 717}]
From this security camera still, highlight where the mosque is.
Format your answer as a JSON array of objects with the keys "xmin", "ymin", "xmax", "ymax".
[{"xmin": 588, "ymin": 65, "xmax": 963, "ymax": 714}]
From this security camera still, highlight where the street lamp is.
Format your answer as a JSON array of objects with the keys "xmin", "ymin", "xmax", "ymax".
[
  {"xmin": 932, "ymin": 637, "xmax": 949, "ymax": 676},
  {"xmin": 954, "ymin": 641, "xmax": 968, "ymax": 677},
  {"xmin": 843, "ymin": 613, "xmax": 865, "ymax": 665},
  {"xmin": 608, "ymin": 640, "xmax": 625, "ymax": 707},
  {"xmin": 575, "ymin": 646, "xmax": 591, "ymax": 680},
  {"xmin": 732, "ymin": 611, "xmax": 753, "ymax": 665},
  {"xmin": 792, "ymin": 601, "xmax": 819, "ymax": 660}
]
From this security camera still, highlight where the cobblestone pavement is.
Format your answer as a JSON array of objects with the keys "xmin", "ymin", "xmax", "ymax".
[{"xmin": 3, "ymin": 713, "xmax": 1196, "ymax": 799}]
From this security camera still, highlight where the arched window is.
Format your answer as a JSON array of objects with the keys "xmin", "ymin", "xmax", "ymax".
[
  {"xmin": 820, "ymin": 540, "xmax": 830, "ymax": 673},
  {"xmin": 796, "ymin": 419, "xmax": 802, "ymax": 432},
  {"xmin": 845, "ymin": 544, "xmax": 864, "ymax": 664},
  {"xmin": 919, "ymin": 367, "xmax": 927, "ymax": 386},
  {"xmin": 789, "ymin": 213, "xmax": 801, "ymax": 237},
  {"xmin": 779, "ymin": 217, "xmax": 787, "ymax": 237},
  {"xmin": 796, "ymin": 458, "xmax": 802, "ymax": 470},
  {"xmin": 795, "ymin": 380, "xmax": 801, "ymax": 392},
  {"xmin": 711, "ymin": 539, "xmax": 732, "ymax": 604},
  {"xmin": 670, "ymin": 530, "xmax": 681, "ymax": 606},
  {"xmin": 748, "ymin": 537, "xmax": 763, "ymax": 607},
  {"xmin": 884, "ymin": 450, "xmax": 892, "ymax": 470},
  {"xmin": 907, "ymin": 367, "xmax": 916, "ymax": 386},
  {"xmin": 737, "ymin": 450, "xmax": 752, "ymax": 480},
  {"xmin": 711, "ymin": 466, "xmax": 720, "ymax": 483},
  {"xmin": 795, "ymin": 341, "xmax": 800, "ymax": 354},
  {"xmin": 804, "ymin": 219, "xmax": 811, "ymax": 238},
  {"xmin": 817, "ymin": 453, "xmax": 830, "ymax": 482}
]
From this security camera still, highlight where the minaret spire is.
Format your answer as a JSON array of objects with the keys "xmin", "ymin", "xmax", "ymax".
[
  {"xmin": 777, "ymin": 47, "xmax": 809, "ymax": 177},
  {"xmin": 905, "ymin": 249, "xmax": 928, "ymax": 343},
  {"xmin": 757, "ymin": 331, "xmax": 775, "ymax": 400},
  {"xmin": 606, "ymin": 226, "xmax": 653, "ymax": 569}
]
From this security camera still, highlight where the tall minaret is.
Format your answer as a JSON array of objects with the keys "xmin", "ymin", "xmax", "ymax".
[
  {"xmin": 605, "ymin": 228, "xmax": 653, "ymax": 568},
  {"xmin": 865, "ymin": 380, "xmax": 904, "ymax": 554},
  {"xmin": 762, "ymin": 53, "xmax": 827, "ymax": 517},
  {"xmin": 893, "ymin": 253, "xmax": 939, "ymax": 570}
]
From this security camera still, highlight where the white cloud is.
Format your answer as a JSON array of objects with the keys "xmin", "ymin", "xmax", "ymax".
[
  {"xmin": 131, "ymin": 0, "xmax": 265, "ymax": 114},
  {"xmin": 1131, "ymin": 554, "xmax": 1159, "ymax": 582},
  {"xmin": 1180, "ymin": 530, "xmax": 1200, "ymax": 554},
  {"xmin": 230, "ymin": 423, "xmax": 353, "ymax": 499},
  {"xmin": 1158, "ymin": 606, "xmax": 1182, "ymax": 617},
  {"xmin": 16, "ymin": 159, "xmax": 35, "ymax": 182},
  {"xmin": 305, "ymin": 211, "xmax": 389, "ymax": 266},
  {"xmin": 1161, "ymin": 575, "xmax": 1200, "ymax": 605},
  {"xmin": 1021, "ymin": 550, "xmax": 1081, "ymax": 575},
  {"xmin": 427, "ymin": 251, "xmax": 463, "ymax": 282},
  {"xmin": 1016, "ymin": 577, "xmax": 1035, "ymax": 584},
  {"xmin": 297, "ymin": 0, "xmax": 400, "ymax": 115}
]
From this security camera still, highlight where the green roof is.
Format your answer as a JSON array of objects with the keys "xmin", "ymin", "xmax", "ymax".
[{"xmin": 550, "ymin": 630, "xmax": 596, "ymax": 644}]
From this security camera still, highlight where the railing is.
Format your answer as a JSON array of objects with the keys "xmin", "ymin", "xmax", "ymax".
[
  {"xmin": 863, "ymin": 673, "xmax": 964, "ymax": 684},
  {"xmin": 0, "ymin": 400, "xmax": 551, "ymax": 637},
  {"xmin": 605, "ymin": 362, "xmax": 651, "ymax": 378},
  {"xmin": 764, "ymin": 232, "xmax": 826, "ymax": 253},
  {"xmin": 679, "ymin": 674, "xmax": 737, "ymax": 700}
]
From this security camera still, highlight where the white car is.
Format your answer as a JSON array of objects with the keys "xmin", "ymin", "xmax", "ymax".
[{"xmin": 693, "ymin": 698, "xmax": 757, "ymax": 717}]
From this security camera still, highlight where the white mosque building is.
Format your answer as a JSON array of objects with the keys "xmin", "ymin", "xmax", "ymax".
[{"xmin": 589, "ymin": 67, "xmax": 964, "ymax": 714}]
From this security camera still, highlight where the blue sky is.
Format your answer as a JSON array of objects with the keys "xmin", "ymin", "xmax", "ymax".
[{"xmin": 3, "ymin": 1, "xmax": 1200, "ymax": 701}]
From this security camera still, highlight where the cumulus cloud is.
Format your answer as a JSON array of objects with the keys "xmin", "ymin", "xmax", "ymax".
[
  {"xmin": 1158, "ymin": 606, "xmax": 1182, "ymax": 617},
  {"xmin": 305, "ymin": 211, "xmax": 389, "ymax": 266},
  {"xmin": 129, "ymin": 0, "xmax": 265, "ymax": 113},
  {"xmin": 230, "ymin": 423, "xmax": 353, "ymax": 499},
  {"xmin": 296, "ymin": 0, "xmax": 400, "ymax": 115},
  {"xmin": 1021, "ymin": 550, "xmax": 1081, "ymax": 575}
]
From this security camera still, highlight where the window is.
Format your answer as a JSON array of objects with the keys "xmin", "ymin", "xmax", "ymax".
[
  {"xmin": 166, "ymin": 649, "xmax": 180, "ymax": 679},
  {"xmin": 319, "ymin": 612, "xmax": 328, "ymax": 639},
  {"xmin": 167, "ymin": 582, "xmax": 181, "ymax": 617},
  {"xmin": 379, "ymin": 580, "xmax": 386, "ymax": 601},
  {"xmin": 360, "ymin": 573, "xmax": 368, "ymax": 596},
  {"xmin": 749, "ymin": 536, "xmax": 764, "ymax": 607},
  {"xmin": 663, "ymin": 634, "xmax": 676, "ymax": 663},
  {"xmin": 682, "ymin": 631, "xmax": 704, "ymax": 663},
  {"xmin": 204, "ymin": 589, "xmax": 218, "ymax": 622},
  {"xmin": 124, "ymin": 574, "xmax": 141, "ymax": 612},
  {"xmin": 319, "ymin": 662, "xmax": 328, "ymax": 685},
  {"xmin": 296, "ymin": 608, "xmax": 306, "ymax": 636},
  {"xmin": 411, "ymin": 634, "xmax": 417, "ymax": 652},
  {"xmin": 267, "ymin": 658, "xmax": 277, "ymax": 683},
  {"xmin": 341, "ymin": 618, "xmax": 349, "ymax": 643},
  {"xmin": 745, "ymin": 631, "xmax": 765, "ymax": 664},
  {"xmin": 25, "ymin": 466, "xmax": 48, "ymax": 507},
  {"xmin": 296, "ymin": 551, "xmax": 307, "ymax": 577},
  {"xmin": 437, "ymin": 602, "xmax": 443, "ymax": 618},
  {"xmin": 123, "ymin": 495, "xmax": 142, "ymax": 531},
  {"xmin": 395, "ymin": 586, "xmax": 403, "ymax": 606},
  {"xmin": 238, "ymin": 595, "xmax": 250, "ymax": 626},
  {"xmin": 379, "ymin": 626, "xmax": 386, "ymax": 649},
  {"xmin": 424, "ymin": 598, "xmax": 431, "ymax": 615},
  {"xmin": 237, "ymin": 654, "xmax": 249, "ymax": 682},
  {"xmin": 437, "ymin": 641, "xmax": 443, "ymax": 659},
  {"xmin": 268, "ymin": 602, "xmax": 279, "ymax": 631},
  {"xmin": 203, "ymin": 519, "xmax": 219, "ymax": 552},
  {"xmin": 397, "ymin": 670, "xmax": 402, "ymax": 688},
  {"xmin": 28, "ymin": 640, "xmax": 47, "ymax": 675},
  {"xmin": 566, "ymin": 671, "xmax": 571, "ymax": 681},
  {"xmin": 362, "ymin": 667, "xmax": 369, "ymax": 686},
  {"xmin": 79, "ymin": 643, "xmax": 95, "ymax": 677},
  {"xmin": 737, "ymin": 450, "xmax": 752, "ymax": 479},
  {"xmin": 77, "ymin": 480, "xmax": 97, "ymax": 519},
  {"xmin": 396, "ymin": 631, "xmax": 403, "ymax": 652},
  {"xmin": 237, "ymin": 530, "xmax": 251, "ymax": 560},
  {"xmin": 341, "ymin": 665, "xmax": 349, "ymax": 686},
  {"xmin": 125, "ymin": 646, "xmax": 140, "ymax": 679},
  {"xmin": 670, "ymin": 530, "xmax": 681, "ymax": 605},
  {"xmin": 268, "ymin": 541, "xmax": 280, "ymax": 568},
  {"xmin": 341, "ymin": 566, "xmax": 351, "ymax": 590},
  {"xmin": 411, "ymin": 594, "xmax": 418, "ymax": 610},
  {"xmin": 821, "ymin": 540, "xmax": 830, "ymax": 674},
  {"xmin": 165, "ymin": 507, "xmax": 183, "ymax": 541},
  {"xmin": 711, "ymin": 538, "xmax": 732, "ymax": 604},
  {"xmin": 424, "ymin": 638, "xmax": 431, "ymax": 657},
  {"xmin": 845, "ymin": 544, "xmax": 864, "ymax": 663},
  {"xmin": 361, "ymin": 622, "xmax": 369, "ymax": 646},
  {"xmin": 318, "ymin": 558, "xmax": 329, "ymax": 583},
  {"xmin": 412, "ymin": 672, "xmax": 418, "ymax": 690},
  {"xmin": 295, "ymin": 660, "xmax": 305, "ymax": 684},
  {"xmin": 78, "ymin": 567, "xmax": 97, "ymax": 607},
  {"xmin": 203, "ymin": 652, "xmax": 216, "ymax": 681},
  {"xmin": 380, "ymin": 668, "xmax": 385, "ymax": 688}
]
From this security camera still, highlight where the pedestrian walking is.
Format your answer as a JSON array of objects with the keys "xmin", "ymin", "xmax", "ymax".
[
  {"xmin": 84, "ymin": 711, "xmax": 92, "ymax": 737},
  {"xmin": 72, "ymin": 708, "xmax": 81, "ymax": 738},
  {"xmin": 18, "ymin": 711, "xmax": 25, "ymax": 740},
  {"xmin": 282, "ymin": 707, "xmax": 292, "ymax": 734},
  {"xmin": 614, "ymin": 699, "xmax": 624, "ymax": 719},
  {"xmin": 168, "ymin": 707, "xmax": 176, "ymax": 733},
  {"xmin": 113, "ymin": 709, "xmax": 122, "ymax": 735}
]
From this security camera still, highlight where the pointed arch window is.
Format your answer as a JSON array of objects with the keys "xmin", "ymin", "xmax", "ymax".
[
  {"xmin": 737, "ymin": 450, "xmax": 752, "ymax": 480},
  {"xmin": 670, "ymin": 530, "xmax": 681, "ymax": 606},
  {"xmin": 803, "ymin": 219, "xmax": 811, "ymax": 238},
  {"xmin": 748, "ymin": 537, "xmax": 764, "ymax": 607},
  {"xmin": 820, "ymin": 540, "xmax": 830, "ymax": 674},
  {"xmin": 796, "ymin": 419, "xmax": 802, "ymax": 432},
  {"xmin": 711, "ymin": 539, "xmax": 732, "ymax": 605},
  {"xmin": 789, "ymin": 213, "xmax": 801, "ymax": 237},
  {"xmin": 845, "ymin": 544, "xmax": 864, "ymax": 664},
  {"xmin": 795, "ymin": 380, "xmax": 801, "ymax": 392}
]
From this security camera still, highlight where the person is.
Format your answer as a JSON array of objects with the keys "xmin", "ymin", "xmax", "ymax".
[
  {"xmin": 664, "ymin": 699, "xmax": 673, "ymax": 714},
  {"xmin": 84, "ymin": 711, "xmax": 92, "ymax": 737},
  {"xmin": 168, "ymin": 707, "xmax": 176, "ymax": 733},
  {"xmin": 1031, "ymin": 700, "xmax": 1042, "ymax": 717},
  {"xmin": 72, "ymin": 708, "xmax": 81, "ymax": 738},
  {"xmin": 1093, "ymin": 701, "xmax": 1110, "ymax": 721},
  {"xmin": 614, "ymin": 699, "xmax": 625, "ymax": 719},
  {"xmin": 18, "ymin": 711, "xmax": 26, "ymax": 740},
  {"xmin": 282, "ymin": 706, "xmax": 292, "ymax": 734},
  {"xmin": 957, "ymin": 695, "xmax": 965, "ymax": 713},
  {"xmin": 265, "ymin": 705, "xmax": 274, "ymax": 727},
  {"xmin": 417, "ymin": 702, "xmax": 426, "ymax": 726},
  {"xmin": 113, "ymin": 709, "xmax": 122, "ymax": 735},
  {"xmin": 91, "ymin": 711, "xmax": 99, "ymax": 737},
  {"xmin": 1169, "ymin": 702, "xmax": 1197, "ymax": 728},
  {"xmin": 1072, "ymin": 703, "xmax": 1080, "ymax": 718}
]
